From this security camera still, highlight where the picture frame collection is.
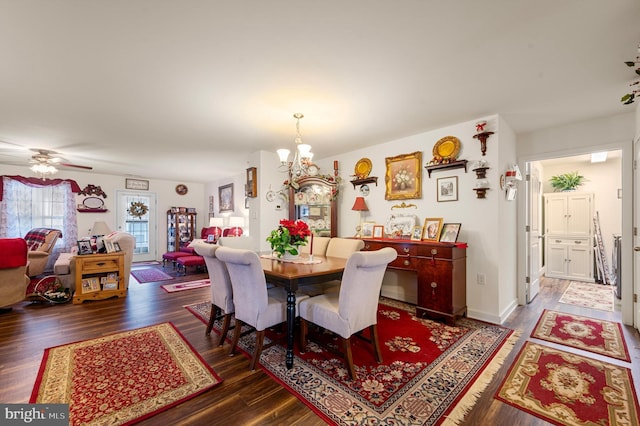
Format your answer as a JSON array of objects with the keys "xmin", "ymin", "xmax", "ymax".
[{"xmin": 361, "ymin": 218, "xmax": 461, "ymax": 243}]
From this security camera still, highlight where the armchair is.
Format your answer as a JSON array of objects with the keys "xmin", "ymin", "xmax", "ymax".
[
  {"xmin": 24, "ymin": 228, "xmax": 62, "ymax": 277},
  {"xmin": 103, "ymin": 231, "xmax": 136, "ymax": 289},
  {"xmin": 0, "ymin": 238, "xmax": 30, "ymax": 309}
]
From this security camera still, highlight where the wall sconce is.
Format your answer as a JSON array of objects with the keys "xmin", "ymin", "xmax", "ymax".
[{"xmin": 351, "ymin": 197, "xmax": 369, "ymax": 237}]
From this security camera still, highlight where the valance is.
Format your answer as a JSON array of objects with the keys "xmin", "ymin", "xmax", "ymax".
[{"xmin": 0, "ymin": 175, "xmax": 81, "ymax": 201}]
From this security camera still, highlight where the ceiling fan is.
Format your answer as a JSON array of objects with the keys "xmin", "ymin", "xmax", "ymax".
[{"xmin": 29, "ymin": 149, "xmax": 93, "ymax": 171}]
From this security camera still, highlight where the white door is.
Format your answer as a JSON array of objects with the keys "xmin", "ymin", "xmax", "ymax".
[
  {"xmin": 116, "ymin": 190, "xmax": 157, "ymax": 262},
  {"xmin": 526, "ymin": 163, "xmax": 542, "ymax": 302}
]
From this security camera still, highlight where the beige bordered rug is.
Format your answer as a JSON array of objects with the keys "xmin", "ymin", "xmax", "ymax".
[{"xmin": 558, "ymin": 281, "xmax": 614, "ymax": 312}]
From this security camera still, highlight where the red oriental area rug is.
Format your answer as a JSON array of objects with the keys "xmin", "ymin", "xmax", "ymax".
[
  {"xmin": 496, "ymin": 341, "xmax": 640, "ymax": 426},
  {"xmin": 30, "ymin": 322, "xmax": 222, "ymax": 426},
  {"xmin": 531, "ymin": 309, "xmax": 630, "ymax": 362},
  {"xmin": 131, "ymin": 267, "xmax": 174, "ymax": 283},
  {"xmin": 186, "ymin": 298, "xmax": 519, "ymax": 425}
]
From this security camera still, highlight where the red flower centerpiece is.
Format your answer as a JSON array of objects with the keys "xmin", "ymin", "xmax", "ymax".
[{"xmin": 266, "ymin": 219, "xmax": 311, "ymax": 259}]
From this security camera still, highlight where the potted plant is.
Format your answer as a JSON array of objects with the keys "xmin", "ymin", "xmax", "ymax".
[
  {"xmin": 550, "ymin": 171, "xmax": 586, "ymax": 192},
  {"xmin": 266, "ymin": 219, "xmax": 311, "ymax": 259}
]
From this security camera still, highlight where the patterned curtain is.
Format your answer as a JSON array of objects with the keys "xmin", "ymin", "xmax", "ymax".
[{"xmin": 0, "ymin": 176, "xmax": 79, "ymax": 271}]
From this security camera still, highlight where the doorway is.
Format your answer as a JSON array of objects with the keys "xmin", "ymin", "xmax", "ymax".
[{"xmin": 116, "ymin": 190, "xmax": 157, "ymax": 262}]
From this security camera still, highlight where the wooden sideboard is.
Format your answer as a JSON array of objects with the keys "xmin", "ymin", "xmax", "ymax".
[{"xmin": 360, "ymin": 238, "xmax": 467, "ymax": 324}]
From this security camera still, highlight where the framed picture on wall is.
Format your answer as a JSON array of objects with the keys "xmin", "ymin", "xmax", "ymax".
[
  {"xmin": 437, "ymin": 176, "xmax": 458, "ymax": 202},
  {"xmin": 219, "ymin": 183, "xmax": 234, "ymax": 213},
  {"xmin": 384, "ymin": 151, "xmax": 422, "ymax": 200}
]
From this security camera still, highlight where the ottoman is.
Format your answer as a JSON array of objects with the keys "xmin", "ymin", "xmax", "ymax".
[
  {"xmin": 175, "ymin": 255, "xmax": 205, "ymax": 275},
  {"xmin": 162, "ymin": 251, "xmax": 191, "ymax": 269}
]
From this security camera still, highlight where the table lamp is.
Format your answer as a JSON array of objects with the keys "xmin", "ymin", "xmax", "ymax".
[
  {"xmin": 351, "ymin": 197, "xmax": 368, "ymax": 237},
  {"xmin": 228, "ymin": 216, "xmax": 245, "ymax": 237},
  {"xmin": 90, "ymin": 221, "xmax": 112, "ymax": 253}
]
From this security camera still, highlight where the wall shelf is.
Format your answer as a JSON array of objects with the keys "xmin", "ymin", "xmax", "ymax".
[
  {"xmin": 350, "ymin": 176, "xmax": 378, "ymax": 189},
  {"xmin": 425, "ymin": 160, "xmax": 468, "ymax": 178}
]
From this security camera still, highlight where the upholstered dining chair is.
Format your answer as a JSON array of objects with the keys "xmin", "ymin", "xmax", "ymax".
[
  {"xmin": 299, "ymin": 236, "xmax": 331, "ymax": 257},
  {"xmin": 217, "ymin": 236, "xmax": 254, "ymax": 250},
  {"xmin": 302, "ymin": 237, "xmax": 366, "ymax": 295},
  {"xmin": 193, "ymin": 242, "xmax": 234, "ymax": 346},
  {"xmin": 215, "ymin": 247, "xmax": 309, "ymax": 370},
  {"xmin": 298, "ymin": 247, "xmax": 397, "ymax": 379}
]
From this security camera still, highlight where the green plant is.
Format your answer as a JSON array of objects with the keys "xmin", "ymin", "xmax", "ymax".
[
  {"xmin": 621, "ymin": 45, "xmax": 640, "ymax": 105},
  {"xmin": 266, "ymin": 219, "xmax": 311, "ymax": 257},
  {"xmin": 550, "ymin": 171, "xmax": 586, "ymax": 192}
]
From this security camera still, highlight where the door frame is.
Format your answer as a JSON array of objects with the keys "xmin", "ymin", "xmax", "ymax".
[
  {"xmin": 115, "ymin": 190, "xmax": 158, "ymax": 262},
  {"xmin": 517, "ymin": 140, "xmax": 634, "ymax": 327}
]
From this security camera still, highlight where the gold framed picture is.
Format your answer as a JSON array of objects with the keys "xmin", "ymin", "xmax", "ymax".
[
  {"xmin": 422, "ymin": 218, "xmax": 443, "ymax": 241},
  {"xmin": 219, "ymin": 183, "xmax": 234, "ymax": 213},
  {"xmin": 385, "ymin": 151, "xmax": 422, "ymax": 200},
  {"xmin": 411, "ymin": 226, "xmax": 423, "ymax": 241}
]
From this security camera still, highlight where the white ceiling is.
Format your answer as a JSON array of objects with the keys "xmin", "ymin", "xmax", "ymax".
[{"xmin": 0, "ymin": 1, "xmax": 638, "ymax": 183}]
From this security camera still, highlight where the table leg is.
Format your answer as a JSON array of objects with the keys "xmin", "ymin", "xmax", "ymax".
[{"xmin": 286, "ymin": 290, "xmax": 296, "ymax": 369}]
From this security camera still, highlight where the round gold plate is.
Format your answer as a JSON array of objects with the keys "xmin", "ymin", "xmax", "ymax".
[
  {"xmin": 432, "ymin": 136, "xmax": 461, "ymax": 159},
  {"xmin": 175, "ymin": 184, "xmax": 188, "ymax": 195},
  {"xmin": 354, "ymin": 158, "xmax": 372, "ymax": 178}
]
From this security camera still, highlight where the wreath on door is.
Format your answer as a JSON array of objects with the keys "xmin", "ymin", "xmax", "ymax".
[{"xmin": 127, "ymin": 201, "xmax": 149, "ymax": 218}]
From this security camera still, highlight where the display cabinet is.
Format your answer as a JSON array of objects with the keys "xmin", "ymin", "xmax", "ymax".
[
  {"xmin": 167, "ymin": 209, "xmax": 197, "ymax": 252},
  {"xmin": 289, "ymin": 176, "xmax": 338, "ymax": 237}
]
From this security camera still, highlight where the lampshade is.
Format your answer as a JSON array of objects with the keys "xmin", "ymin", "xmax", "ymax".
[
  {"xmin": 90, "ymin": 221, "xmax": 111, "ymax": 236},
  {"xmin": 209, "ymin": 217, "xmax": 224, "ymax": 228},
  {"xmin": 228, "ymin": 216, "xmax": 245, "ymax": 228},
  {"xmin": 351, "ymin": 197, "xmax": 369, "ymax": 211}
]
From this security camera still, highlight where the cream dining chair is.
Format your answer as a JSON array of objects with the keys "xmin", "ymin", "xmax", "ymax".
[
  {"xmin": 193, "ymin": 242, "xmax": 234, "ymax": 346},
  {"xmin": 298, "ymin": 247, "xmax": 397, "ymax": 379},
  {"xmin": 215, "ymin": 247, "xmax": 309, "ymax": 370},
  {"xmin": 302, "ymin": 237, "xmax": 365, "ymax": 295}
]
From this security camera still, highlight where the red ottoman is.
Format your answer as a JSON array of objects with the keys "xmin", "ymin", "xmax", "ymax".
[
  {"xmin": 176, "ymin": 255, "xmax": 205, "ymax": 275},
  {"xmin": 162, "ymin": 251, "xmax": 191, "ymax": 269}
]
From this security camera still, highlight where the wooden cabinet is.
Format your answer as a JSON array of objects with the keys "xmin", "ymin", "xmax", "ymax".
[
  {"xmin": 289, "ymin": 176, "xmax": 338, "ymax": 237},
  {"xmin": 73, "ymin": 252, "xmax": 126, "ymax": 304},
  {"xmin": 361, "ymin": 239, "xmax": 466, "ymax": 324},
  {"xmin": 167, "ymin": 210, "xmax": 197, "ymax": 252},
  {"xmin": 544, "ymin": 193, "xmax": 594, "ymax": 281}
]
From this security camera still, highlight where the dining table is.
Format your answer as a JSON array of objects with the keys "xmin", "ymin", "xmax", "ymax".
[{"xmin": 259, "ymin": 253, "xmax": 347, "ymax": 369}]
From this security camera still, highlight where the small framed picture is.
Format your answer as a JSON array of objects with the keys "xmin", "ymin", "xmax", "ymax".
[
  {"xmin": 373, "ymin": 225, "xmax": 385, "ymax": 239},
  {"xmin": 437, "ymin": 176, "xmax": 458, "ymax": 202},
  {"xmin": 361, "ymin": 222, "xmax": 376, "ymax": 238},
  {"xmin": 113, "ymin": 242, "xmax": 122, "ymax": 252},
  {"xmin": 77, "ymin": 240, "xmax": 93, "ymax": 255},
  {"xmin": 104, "ymin": 241, "xmax": 115, "ymax": 253},
  {"xmin": 411, "ymin": 226, "xmax": 423, "ymax": 241},
  {"xmin": 82, "ymin": 277, "xmax": 100, "ymax": 293},
  {"xmin": 422, "ymin": 218, "xmax": 443, "ymax": 241},
  {"xmin": 207, "ymin": 234, "xmax": 216, "ymax": 243},
  {"xmin": 439, "ymin": 223, "xmax": 461, "ymax": 242}
]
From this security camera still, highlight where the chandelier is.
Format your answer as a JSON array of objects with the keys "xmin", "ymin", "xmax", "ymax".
[
  {"xmin": 30, "ymin": 162, "xmax": 58, "ymax": 179},
  {"xmin": 277, "ymin": 113, "xmax": 314, "ymax": 179}
]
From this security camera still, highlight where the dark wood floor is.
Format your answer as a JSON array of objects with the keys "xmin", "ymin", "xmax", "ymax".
[{"xmin": 1, "ymin": 268, "xmax": 638, "ymax": 425}]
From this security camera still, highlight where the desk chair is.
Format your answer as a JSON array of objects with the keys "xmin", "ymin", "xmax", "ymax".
[{"xmin": 298, "ymin": 247, "xmax": 397, "ymax": 379}]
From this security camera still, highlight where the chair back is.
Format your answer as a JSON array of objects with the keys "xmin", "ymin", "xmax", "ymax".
[
  {"xmin": 215, "ymin": 247, "xmax": 268, "ymax": 326},
  {"xmin": 24, "ymin": 228, "xmax": 61, "ymax": 253},
  {"xmin": 299, "ymin": 236, "xmax": 331, "ymax": 256},
  {"xmin": 0, "ymin": 238, "xmax": 30, "ymax": 307},
  {"xmin": 326, "ymin": 238, "xmax": 365, "ymax": 259},
  {"xmin": 218, "ymin": 236, "xmax": 254, "ymax": 250},
  {"xmin": 193, "ymin": 242, "xmax": 234, "ymax": 313},
  {"xmin": 338, "ymin": 248, "xmax": 397, "ymax": 332}
]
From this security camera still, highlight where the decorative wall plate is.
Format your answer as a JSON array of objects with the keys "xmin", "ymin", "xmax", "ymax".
[
  {"xmin": 294, "ymin": 192, "xmax": 307, "ymax": 205},
  {"xmin": 354, "ymin": 158, "xmax": 372, "ymax": 178},
  {"xmin": 175, "ymin": 184, "xmax": 188, "ymax": 195},
  {"xmin": 432, "ymin": 136, "xmax": 461, "ymax": 159}
]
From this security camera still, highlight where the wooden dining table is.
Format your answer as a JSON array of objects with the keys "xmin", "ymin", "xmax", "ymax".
[{"xmin": 260, "ymin": 254, "xmax": 347, "ymax": 369}]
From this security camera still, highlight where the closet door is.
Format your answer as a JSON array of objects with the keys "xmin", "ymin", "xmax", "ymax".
[
  {"xmin": 566, "ymin": 194, "xmax": 593, "ymax": 237},
  {"xmin": 545, "ymin": 195, "xmax": 568, "ymax": 235}
]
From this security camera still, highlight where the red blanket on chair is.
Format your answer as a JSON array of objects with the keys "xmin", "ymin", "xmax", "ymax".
[{"xmin": 0, "ymin": 238, "xmax": 28, "ymax": 268}]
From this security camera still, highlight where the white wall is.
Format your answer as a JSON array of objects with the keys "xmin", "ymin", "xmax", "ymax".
[{"xmin": 1, "ymin": 164, "xmax": 206, "ymax": 257}]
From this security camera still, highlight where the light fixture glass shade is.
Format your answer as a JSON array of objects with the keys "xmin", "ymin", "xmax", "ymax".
[
  {"xmin": 209, "ymin": 217, "xmax": 224, "ymax": 228},
  {"xmin": 30, "ymin": 163, "xmax": 58, "ymax": 177},
  {"xmin": 90, "ymin": 221, "xmax": 112, "ymax": 236},
  {"xmin": 297, "ymin": 143, "xmax": 312, "ymax": 158},
  {"xmin": 351, "ymin": 197, "xmax": 369, "ymax": 211},
  {"xmin": 277, "ymin": 149, "xmax": 290, "ymax": 163}
]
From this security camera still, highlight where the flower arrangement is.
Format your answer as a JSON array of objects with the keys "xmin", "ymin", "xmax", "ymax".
[
  {"xmin": 266, "ymin": 219, "xmax": 311, "ymax": 258},
  {"xmin": 127, "ymin": 201, "xmax": 149, "ymax": 218}
]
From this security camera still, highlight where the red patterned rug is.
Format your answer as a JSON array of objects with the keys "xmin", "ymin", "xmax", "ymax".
[
  {"xmin": 531, "ymin": 309, "xmax": 630, "ymax": 362},
  {"xmin": 131, "ymin": 267, "xmax": 174, "ymax": 283},
  {"xmin": 186, "ymin": 298, "xmax": 519, "ymax": 425},
  {"xmin": 496, "ymin": 341, "xmax": 639, "ymax": 425},
  {"xmin": 30, "ymin": 322, "xmax": 222, "ymax": 425}
]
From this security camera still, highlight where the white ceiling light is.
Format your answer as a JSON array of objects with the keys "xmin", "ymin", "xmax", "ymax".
[
  {"xmin": 590, "ymin": 152, "xmax": 607, "ymax": 163},
  {"xmin": 30, "ymin": 162, "xmax": 58, "ymax": 178}
]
